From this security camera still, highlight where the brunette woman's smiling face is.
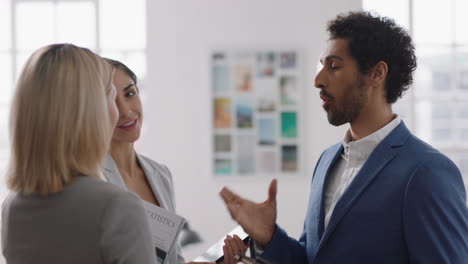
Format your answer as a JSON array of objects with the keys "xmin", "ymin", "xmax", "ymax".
[{"xmin": 112, "ymin": 69, "xmax": 143, "ymax": 143}]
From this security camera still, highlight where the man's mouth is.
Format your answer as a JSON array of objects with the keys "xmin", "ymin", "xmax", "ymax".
[{"xmin": 320, "ymin": 92, "xmax": 333, "ymax": 110}]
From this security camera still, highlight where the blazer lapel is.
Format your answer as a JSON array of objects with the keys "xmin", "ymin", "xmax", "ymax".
[
  {"xmin": 308, "ymin": 143, "xmax": 343, "ymax": 257},
  {"xmin": 136, "ymin": 154, "xmax": 171, "ymax": 210},
  {"xmin": 103, "ymin": 154, "xmax": 171, "ymax": 210},
  {"xmin": 102, "ymin": 155, "xmax": 127, "ymax": 188},
  {"xmin": 318, "ymin": 122, "xmax": 410, "ymax": 250}
]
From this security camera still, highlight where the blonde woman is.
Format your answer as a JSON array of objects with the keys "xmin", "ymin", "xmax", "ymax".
[{"xmin": 1, "ymin": 44, "xmax": 155, "ymax": 264}]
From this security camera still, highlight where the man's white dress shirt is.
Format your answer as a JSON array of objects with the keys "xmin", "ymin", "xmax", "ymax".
[{"xmin": 323, "ymin": 116, "xmax": 401, "ymax": 229}]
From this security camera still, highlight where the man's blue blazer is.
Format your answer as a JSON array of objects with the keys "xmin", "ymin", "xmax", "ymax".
[{"xmin": 259, "ymin": 122, "xmax": 468, "ymax": 263}]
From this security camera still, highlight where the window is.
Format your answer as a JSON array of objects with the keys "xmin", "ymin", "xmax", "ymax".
[
  {"xmin": 0, "ymin": 0, "xmax": 146, "ymax": 214},
  {"xmin": 364, "ymin": 0, "xmax": 468, "ymax": 192}
]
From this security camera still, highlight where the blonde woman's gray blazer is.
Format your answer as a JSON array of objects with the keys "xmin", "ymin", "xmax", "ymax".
[
  {"xmin": 102, "ymin": 154, "xmax": 185, "ymax": 264},
  {"xmin": 1, "ymin": 176, "xmax": 155, "ymax": 264}
]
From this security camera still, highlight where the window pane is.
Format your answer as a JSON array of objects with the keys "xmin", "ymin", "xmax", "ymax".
[
  {"xmin": 458, "ymin": 70, "xmax": 468, "ymax": 92},
  {"xmin": 16, "ymin": 2, "xmax": 55, "ymax": 50},
  {"xmin": 455, "ymin": 101, "xmax": 468, "ymax": 144},
  {"xmin": 100, "ymin": 50, "xmax": 146, "ymax": 83},
  {"xmin": 447, "ymin": 153, "xmax": 468, "ymax": 197},
  {"xmin": 0, "ymin": 149, "xmax": 10, "ymax": 206},
  {"xmin": 456, "ymin": 100, "xmax": 468, "ymax": 119},
  {"xmin": 426, "ymin": 100, "xmax": 456, "ymax": 146},
  {"xmin": 455, "ymin": 0, "xmax": 468, "ymax": 44},
  {"xmin": 414, "ymin": 46, "xmax": 454, "ymax": 96},
  {"xmin": 57, "ymin": 2, "xmax": 96, "ymax": 49},
  {"xmin": 456, "ymin": 48, "xmax": 468, "ymax": 92},
  {"xmin": 0, "ymin": 104, "xmax": 10, "ymax": 199},
  {"xmin": 431, "ymin": 127, "xmax": 452, "ymax": 143},
  {"xmin": 432, "ymin": 101, "xmax": 453, "ymax": 120},
  {"xmin": 431, "ymin": 71, "xmax": 453, "ymax": 92},
  {"xmin": 0, "ymin": 53, "xmax": 13, "ymax": 105},
  {"xmin": 99, "ymin": 0, "xmax": 146, "ymax": 50},
  {"xmin": 363, "ymin": 0, "xmax": 409, "ymax": 30},
  {"xmin": 415, "ymin": 99, "xmax": 431, "ymax": 142},
  {"xmin": 0, "ymin": 145, "xmax": 10, "ymax": 189},
  {"xmin": 99, "ymin": 51, "xmax": 124, "ymax": 61},
  {"xmin": 0, "ymin": 0, "xmax": 11, "ymax": 50},
  {"xmin": 0, "ymin": 105, "xmax": 9, "ymax": 149},
  {"xmin": 413, "ymin": 0, "xmax": 452, "ymax": 45},
  {"xmin": 393, "ymin": 94, "xmax": 411, "ymax": 124},
  {"xmin": 15, "ymin": 50, "xmax": 33, "ymax": 78},
  {"xmin": 123, "ymin": 51, "xmax": 146, "ymax": 81},
  {"xmin": 458, "ymin": 155, "xmax": 468, "ymax": 186}
]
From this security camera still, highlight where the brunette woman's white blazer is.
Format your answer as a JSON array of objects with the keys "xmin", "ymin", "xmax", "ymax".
[{"xmin": 102, "ymin": 154, "xmax": 185, "ymax": 264}]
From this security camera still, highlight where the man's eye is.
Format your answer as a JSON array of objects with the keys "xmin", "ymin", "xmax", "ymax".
[{"xmin": 126, "ymin": 92, "xmax": 136, "ymax": 97}]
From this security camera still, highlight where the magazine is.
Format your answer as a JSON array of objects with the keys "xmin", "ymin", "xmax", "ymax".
[{"xmin": 142, "ymin": 200, "xmax": 185, "ymax": 264}]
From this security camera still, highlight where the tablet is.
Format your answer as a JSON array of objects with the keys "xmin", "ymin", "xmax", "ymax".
[{"xmin": 193, "ymin": 225, "xmax": 250, "ymax": 263}]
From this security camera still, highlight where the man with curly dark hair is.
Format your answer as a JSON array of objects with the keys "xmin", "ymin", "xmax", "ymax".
[{"xmin": 220, "ymin": 11, "xmax": 468, "ymax": 264}]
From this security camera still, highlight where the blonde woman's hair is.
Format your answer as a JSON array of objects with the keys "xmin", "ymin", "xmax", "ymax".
[{"xmin": 7, "ymin": 44, "xmax": 115, "ymax": 194}]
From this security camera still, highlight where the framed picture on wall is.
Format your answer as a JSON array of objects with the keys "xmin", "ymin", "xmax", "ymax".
[{"xmin": 211, "ymin": 49, "xmax": 304, "ymax": 177}]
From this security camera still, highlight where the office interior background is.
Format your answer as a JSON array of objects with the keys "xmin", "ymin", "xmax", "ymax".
[{"xmin": 0, "ymin": 0, "xmax": 466, "ymax": 261}]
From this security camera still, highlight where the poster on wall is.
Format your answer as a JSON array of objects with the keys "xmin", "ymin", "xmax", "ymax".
[{"xmin": 212, "ymin": 49, "xmax": 304, "ymax": 177}]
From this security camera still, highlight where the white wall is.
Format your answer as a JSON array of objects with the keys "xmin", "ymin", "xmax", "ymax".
[{"xmin": 144, "ymin": 0, "xmax": 361, "ymax": 260}]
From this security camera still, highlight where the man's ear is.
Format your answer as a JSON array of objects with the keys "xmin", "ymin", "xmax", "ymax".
[{"xmin": 370, "ymin": 61, "xmax": 388, "ymax": 86}]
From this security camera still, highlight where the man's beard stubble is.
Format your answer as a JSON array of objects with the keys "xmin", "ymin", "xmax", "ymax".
[{"xmin": 326, "ymin": 77, "xmax": 367, "ymax": 126}]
